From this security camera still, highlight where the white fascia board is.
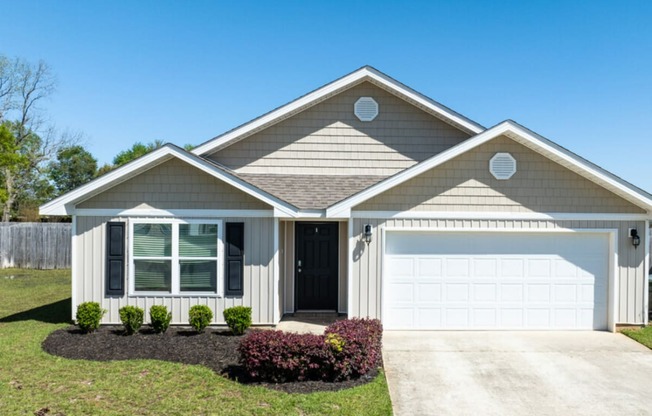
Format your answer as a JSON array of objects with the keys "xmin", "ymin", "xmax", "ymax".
[
  {"xmin": 74, "ymin": 209, "xmax": 275, "ymax": 218},
  {"xmin": 327, "ymin": 120, "xmax": 652, "ymax": 217},
  {"xmin": 191, "ymin": 66, "xmax": 484, "ymax": 156},
  {"xmin": 351, "ymin": 211, "xmax": 652, "ymax": 221},
  {"xmin": 40, "ymin": 144, "xmax": 299, "ymax": 218},
  {"xmin": 40, "ymin": 146, "xmax": 175, "ymax": 215},
  {"xmin": 505, "ymin": 122, "xmax": 652, "ymax": 211}
]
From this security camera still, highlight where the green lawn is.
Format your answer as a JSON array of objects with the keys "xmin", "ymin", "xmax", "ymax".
[
  {"xmin": 0, "ymin": 269, "xmax": 392, "ymax": 415},
  {"xmin": 621, "ymin": 326, "xmax": 652, "ymax": 349}
]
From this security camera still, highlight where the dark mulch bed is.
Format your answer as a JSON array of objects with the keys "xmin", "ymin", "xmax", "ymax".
[{"xmin": 42, "ymin": 326, "xmax": 379, "ymax": 394}]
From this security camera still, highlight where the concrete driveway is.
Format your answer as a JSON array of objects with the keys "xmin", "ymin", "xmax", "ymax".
[{"xmin": 383, "ymin": 331, "xmax": 652, "ymax": 416}]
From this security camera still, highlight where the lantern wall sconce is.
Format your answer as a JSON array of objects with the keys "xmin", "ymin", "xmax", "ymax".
[
  {"xmin": 630, "ymin": 228, "xmax": 640, "ymax": 249},
  {"xmin": 363, "ymin": 224, "xmax": 373, "ymax": 244}
]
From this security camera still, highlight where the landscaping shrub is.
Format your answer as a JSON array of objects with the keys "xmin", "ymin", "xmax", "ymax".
[
  {"xmin": 76, "ymin": 302, "xmax": 106, "ymax": 333},
  {"xmin": 238, "ymin": 318, "xmax": 383, "ymax": 382},
  {"xmin": 325, "ymin": 318, "xmax": 383, "ymax": 380},
  {"xmin": 223, "ymin": 306, "xmax": 252, "ymax": 335},
  {"xmin": 238, "ymin": 330, "xmax": 334, "ymax": 382},
  {"xmin": 119, "ymin": 306, "xmax": 144, "ymax": 335},
  {"xmin": 188, "ymin": 305, "xmax": 213, "ymax": 333},
  {"xmin": 149, "ymin": 305, "xmax": 172, "ymax": 333}
]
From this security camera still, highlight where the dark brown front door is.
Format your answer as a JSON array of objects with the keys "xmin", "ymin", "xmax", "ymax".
[{"xmin": 296, "ymin": 223, "xmax": 338, "ymax": 310}]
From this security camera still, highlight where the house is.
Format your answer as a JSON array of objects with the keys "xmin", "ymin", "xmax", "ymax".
[{"xmin": 40, "ymin": 66, "xmax": 652, "ymax": 332}]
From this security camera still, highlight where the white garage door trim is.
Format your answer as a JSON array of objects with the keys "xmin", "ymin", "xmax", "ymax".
[{"xmin": 381, "ymin": 227, "xmax": 618, "ymax": 332}]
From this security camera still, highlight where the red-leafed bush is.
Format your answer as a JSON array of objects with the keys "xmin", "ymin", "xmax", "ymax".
[
  {"xmin": 237, "ymin": 331, "xmax": 334, "ymax": 382},
  {"xmin": 325, "ymin": 318, "xmax": 383, "ymax": 380},
  {"xmin": 238, "ymin": 318, "xmax": 382, "ymax": 382}
]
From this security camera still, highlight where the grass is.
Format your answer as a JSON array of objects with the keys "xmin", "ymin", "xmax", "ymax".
[
  {"xmin": 0, "ymin": 268, "xmax": 392, "ymax": 415},
  {"xmin": 621, "ymin": 326, "xmax": 652, "ymax": 349}
]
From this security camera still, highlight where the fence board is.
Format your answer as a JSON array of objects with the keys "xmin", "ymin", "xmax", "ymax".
[{"xmin": 0, "ymin": 223, "xmax": 71, "ymax": 269}]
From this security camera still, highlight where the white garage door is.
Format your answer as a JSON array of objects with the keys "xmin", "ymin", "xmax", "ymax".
[{"xmin": 384, "ymin": 231, "xmax": 609, "ymax": 330}]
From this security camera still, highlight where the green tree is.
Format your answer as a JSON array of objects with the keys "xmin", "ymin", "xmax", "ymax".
[
  {"xmin": 48, "ymin": 145, "xmax": 97, "ymax": 195},
  {"xmin": 0, "ymin": 55, "xmax": 71, "ymax": 221},
  {"xmin": 113, "ymin": 140, "xmax": 164, "ymax": 167}
]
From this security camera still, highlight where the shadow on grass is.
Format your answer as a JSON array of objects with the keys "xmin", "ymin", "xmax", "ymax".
[{"xmin": 0, "ymin": 297, "xmax": 71, "ymax": 324}]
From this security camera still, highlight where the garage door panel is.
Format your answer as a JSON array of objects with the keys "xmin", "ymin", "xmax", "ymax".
[
  {"xmin": 417, "ymin": 283, "xmax": 441, "ymax": 302},
  {"xmin": 473, "ymin": 309, "xmax": 497, "ymax": 327},
  {"xmin": 417, "ymin": 258, "xmax": 442, "ymax": 276},
  {"xmin": 500, "ymin": 284, "xmax": 523, "ymax": 301},
  {"xmin": 473, "ymin": 284, "xmax": 497, "ymax": 301},
  {"xmin": 446, "ymin": 309, "xmax": 469, "ymax": 327},
  {"xmin": 446, "ymin": 283, "xmax": 470, "ymax": 301},
  {"xmin": 384, "ymin": 232, "xmax": 609, "ymax": 330},
  {"xmin": 387, "ymin": 282, "xmax": 415, "ymax": 303}
]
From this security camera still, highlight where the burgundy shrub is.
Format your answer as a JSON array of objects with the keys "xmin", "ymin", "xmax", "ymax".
[
  {"xmin": 325, "ymin": 318, "xmax": 383, "ymax": 381},
  {"xmin": 238, "ymin": 330, "xmax": 334, "ymax": 382},
  {"xmin": 238, "ymin": 318, "xmax": 383, "ymax": 382}
]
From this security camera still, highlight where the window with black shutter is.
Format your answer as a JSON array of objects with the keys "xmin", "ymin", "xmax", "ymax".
[
  {"xmin": 224, "ymin": 222, "xmax": 244, "ymax": 297},
  {"xmin": 106, "ymin": 221, "xmax": 126, "ymax": 296}
]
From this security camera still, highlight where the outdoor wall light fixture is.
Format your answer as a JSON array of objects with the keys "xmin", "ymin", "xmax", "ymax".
[
  {"xmin": 363, "ymin": 224, "xmax": 373, "ymax": 244},
  {"xmin": 630, "ymin": 228, "xmax": 640, "ymax": 249}
]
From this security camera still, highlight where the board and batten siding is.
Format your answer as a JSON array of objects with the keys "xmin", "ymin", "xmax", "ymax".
[
  {"xmin": 350, "ymin": 218, "xmax": 648, "ymax": 325},
  {"xmin": 208, "ymin": 81, "xmax": 471, "ymax": 177},
  {"xmin": 356, "ymin": 136, "xmax": 645, "ymax": 214},
  {"xmin": 78, "ymin": 158, "xmax": 270, "ymax": 210},
  {"xmin": 74, "ymin": 215, "xmax": 277, "ymax": 325}
]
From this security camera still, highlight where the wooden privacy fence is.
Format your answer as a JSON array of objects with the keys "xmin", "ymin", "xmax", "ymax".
[{"xmin": 0, "ymin": 222, "xmax": 71, "ymax": 269}]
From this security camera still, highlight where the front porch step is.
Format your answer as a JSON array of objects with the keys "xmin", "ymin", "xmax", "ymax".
[{"xmin": 291, "ymin": 311, "xmax": 341, "ymax": 319}]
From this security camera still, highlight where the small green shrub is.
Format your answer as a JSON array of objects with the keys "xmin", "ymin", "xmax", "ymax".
[
  {"xmin": 188, "ymin": 305, "xmax": 213, "ymax": 333},
  {"xmin": 149, "ymin": 305, "xmax": 172, "ymax": 333},
  {"xmin": 119, "ymin": 306, "xmax": 144, "ymax": 335},
  {"xmin": 76, "ymin": 302, "xmax": 106, "ymax": 333},
  {"xmin": 223, "ymin": 306, "xmax": 252, "ymax": 335}
]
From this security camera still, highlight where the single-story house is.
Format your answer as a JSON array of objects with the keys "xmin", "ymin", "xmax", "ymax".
[{"xmin": 40, "ymin": 66, "xmax": 652, "ymax": 332}]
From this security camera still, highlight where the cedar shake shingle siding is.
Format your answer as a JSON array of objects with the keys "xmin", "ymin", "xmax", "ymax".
[
  {"xmin": 208, "ymin": 82, "xmax": 471, "ymax": 176},
  {"xmin": 78, "ymin": 158, "xmax": 271, "ymax": 210},
  {"xmin": 355, "ymin": 135, "xmax": 645, "ymax": 214}
]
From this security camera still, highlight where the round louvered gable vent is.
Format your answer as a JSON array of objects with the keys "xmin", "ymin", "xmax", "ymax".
[
  {"xmin": 490, "ymin": 152, "xmax": 517, "ymax": 180},
  {"xmin": 354, "ymin": 97, "xmax": 378, "ymax": 121}
]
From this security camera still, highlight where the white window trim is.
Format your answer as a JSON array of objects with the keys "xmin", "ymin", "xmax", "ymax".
[{"xmin": 129, "ymin": 218, "xmax": 224, "ymax": 297}]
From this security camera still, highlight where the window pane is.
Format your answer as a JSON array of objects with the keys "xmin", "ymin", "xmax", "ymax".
[
  {"xmin": 179, "ymin": 224, "xmax": 217, "ymax": 257},
  {"xmin": 134, "ymin": 260, "xmax": 171, "ymax": 292},
  {"xmin": 180, "ymin": 260, "xmax": 217, "ymax": 292},
  {"xmin": 134, "ymin": 224, "xmax": 171, "ymax": 257}
]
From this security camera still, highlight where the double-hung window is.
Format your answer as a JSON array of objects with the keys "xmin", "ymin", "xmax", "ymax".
[{"xmin": 130, "ymin": 220, "xmax": 223, "ymax": 295}]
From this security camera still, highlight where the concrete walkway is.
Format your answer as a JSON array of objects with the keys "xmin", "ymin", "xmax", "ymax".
[
  {"xmin": 275, "ymin": 314, "xmax": 341, "ymax": 334},
  {"xmin": 383, "ymin": 331, "xmax": 652, "ymax": 416}
]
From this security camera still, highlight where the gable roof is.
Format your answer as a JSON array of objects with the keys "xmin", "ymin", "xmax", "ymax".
[
  {"xmin": 326, "ymin": 120, "xmax": 652, "ymax": 217},
  {"xmin": 191, "ymin": 66, "xmax": 485, "ymax": 156},
  {"xmin": 39, "ymin": 144, "xmax": 298, "ymax": 217}
]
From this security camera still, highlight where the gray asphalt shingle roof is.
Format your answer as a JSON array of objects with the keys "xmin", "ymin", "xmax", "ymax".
[{"xmin": 237, "ymin": 174, "xmax": 386, "ymax": 209}]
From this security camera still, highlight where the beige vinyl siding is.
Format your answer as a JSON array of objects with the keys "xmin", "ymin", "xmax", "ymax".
[
  {"xmin": 74, "ymin": 216, "xmax": 277, "ymax": 325},
  {"xmin": 280, "ymin": 221, "xmax": 348, "ymax": 314},
  {"xmin": 349, "ymin": 218, "xmax": 648, "ymax": 325},
  {"xmin": 356, "ymin": 136, "xmax": 645, "ymax": 214},
  {"xmin": 208, "ymin": 82, "xmax": 471, "ymax": 176},
  {"xmin": 78, "ymin": 158, "xmax": 270, "ymax": 210}
]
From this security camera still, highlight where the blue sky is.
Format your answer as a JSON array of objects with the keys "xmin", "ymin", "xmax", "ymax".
[{"xmin": 1, "ymin": 1, "xmax": 651, "ymax": 192}]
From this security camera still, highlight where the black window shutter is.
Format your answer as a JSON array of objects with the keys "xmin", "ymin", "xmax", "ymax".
[
  {"xmin": 106, "ymin": 221, "xmax": 126, "ymax": 296},
  {"xmin": 225, "ymin": 222, "xmax": 244, "ymax": 297}
]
